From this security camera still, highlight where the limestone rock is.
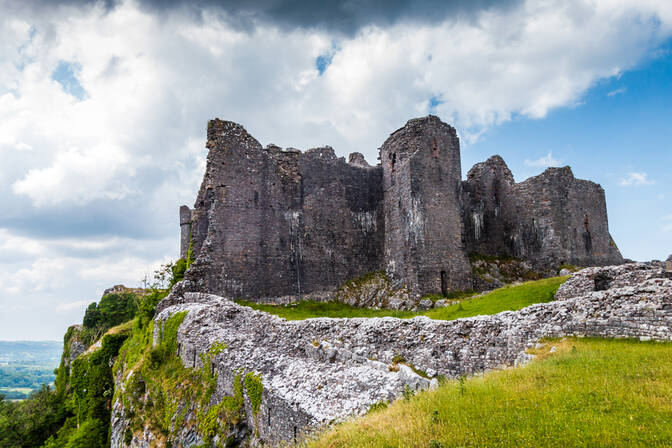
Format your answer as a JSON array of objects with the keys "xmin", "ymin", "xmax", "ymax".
[{"xmin": 117, "ymin": 263, "xmax": 672, "ymax": 446}]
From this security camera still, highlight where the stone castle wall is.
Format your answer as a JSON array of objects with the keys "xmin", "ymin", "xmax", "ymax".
[
  {"xmin": 462, "ymin": 156, "xmax": 623, "ymax": 272},
  {"xmin": 180, "ymin": 116, "xmax": 623, "ymax": 301},
  {"xmin": 184, "ymin": 119, "xmax": 384, "ymax": 301},
  {"xmin": 381, "ymin": 116, "xmax": 472, "ymax": 296}
]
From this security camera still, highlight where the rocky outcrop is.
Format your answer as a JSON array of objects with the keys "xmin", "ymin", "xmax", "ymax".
[
  {"xmin": 180, "ymin": 116, "xmax": 622, "ymax": 303},
  {"xmin": 110, "ymin": 263, "xmax": 672, "ymax": 446},
  {"xmin": 469, "ymin": 255, "xmax": 540, "ymax": 291},
  {"xmin": 332, "ymin": 271, "xmax": 415, "ymax": 310}
]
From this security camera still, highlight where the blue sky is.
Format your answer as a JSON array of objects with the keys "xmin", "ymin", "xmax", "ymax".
[
  {"xmin": 464, "ymin": 41, "xmax": 672, "ymax": 262},
  {"xmin": 0, "ymin": 0, "xmax": 671, "ymax": 340}
]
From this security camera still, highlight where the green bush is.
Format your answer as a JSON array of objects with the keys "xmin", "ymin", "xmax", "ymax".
[
  {"xmin": 83, "ymin": 303, "xmax": 101, "ymax": 328},
  {"xmin": 170, "ymin": 258, "xmax": 188, "ymax": 287},
  {"xmin": 244, "ymin": 372, "xmax": 263, "ymax": 417},
  {"xmin": 64, "ymin": 418, "xmax": 106, "ymax": 448}
]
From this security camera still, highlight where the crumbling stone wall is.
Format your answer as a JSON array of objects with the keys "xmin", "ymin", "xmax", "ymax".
[
  {"xmin": 183, "ymin": 119, "xmax": 384, "ymax": 301},
  {"xmin": 462, "ymin": 157, "xmax": 623, "ymax": 272},
  {"xmin": 380, "ymin": 116, "xmax": 472, "ymax": 296},
  {"xmin": 111, "ymin": 263, "xmax": 671, "ymax": 447},
  {"xmin": 181, "ymin": 116, "xmax": 622, "ymax": 302},
  {"xmin": 462, "ymin": 155, "xmax": 519, "ymax": 258},
  {"xmin": 511, "ymin": 167, "xmax": 622, "ymax": 269}
]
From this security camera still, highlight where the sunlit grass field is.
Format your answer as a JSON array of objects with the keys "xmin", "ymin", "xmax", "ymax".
[
  {"xmin": 307, "ymin": 338, "xmax": 672, "ymax": 448},
  {"xmin": 238, "ymin": 276, "xmax": 568, "ymax": 321}
]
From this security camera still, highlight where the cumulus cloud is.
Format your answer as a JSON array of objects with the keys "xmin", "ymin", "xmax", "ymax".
[
  {"xmin": 12, "ymin": 143, "xmax": 134, "ymax": 206},
  {"xmin": 1, "ymin": 0, "xmax": 672, "ymax": 338},
  {"xmin": 524, "ymin": 152, "xmax": 562, "ymax": 168},
  {"xmin": 8, "ymin": 0, "xmax": 522, "ymax": 34},
  {"xmin": 619, "ymin": 172, "xmax": 655, "ymax": 186}
]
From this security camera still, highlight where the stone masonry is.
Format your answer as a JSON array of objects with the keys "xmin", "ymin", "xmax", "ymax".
[
  {"xmin": 462, "ymin": 156, "xmax": 623, "ymax": 271},
  {"xmin": 111, "ymin": 263, "xmax": 672, "ymax": 447},
  {"xmin": 179, "ymin": 116, "xmax": 623, "ymax": 302}
]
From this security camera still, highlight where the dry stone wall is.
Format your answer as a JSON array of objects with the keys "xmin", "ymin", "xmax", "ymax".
[{"xmin": 111, "ymin": 263, "xmax": 672, "ymax": 447}]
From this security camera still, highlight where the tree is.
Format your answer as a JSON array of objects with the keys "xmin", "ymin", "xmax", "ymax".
[{"xmin": 82, "ymin": 303, "xmax": 100, "ymax": 329}]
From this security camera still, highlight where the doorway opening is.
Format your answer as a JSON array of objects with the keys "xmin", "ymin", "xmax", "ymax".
[{"xmin": 440, "ymin": 270, "xmax": 448, "ymax": 296}]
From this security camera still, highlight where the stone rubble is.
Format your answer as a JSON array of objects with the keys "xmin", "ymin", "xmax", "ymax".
[{"xmin": 106, "ymin": 262, "xmax": 672, "ymax": 446}]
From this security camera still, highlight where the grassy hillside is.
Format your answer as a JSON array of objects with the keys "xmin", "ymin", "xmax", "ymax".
[
  {"xmin": 238, "ymin": 276, "xmax": 567, "ymax": 321},
  {"xmin": 308, "ymin": 338, "xmax": 672, "ymax": 448}
]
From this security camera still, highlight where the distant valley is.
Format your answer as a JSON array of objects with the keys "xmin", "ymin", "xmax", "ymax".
[{"xmin": 0, "ymin": 341, "xmax": 62, "ymax": 400}]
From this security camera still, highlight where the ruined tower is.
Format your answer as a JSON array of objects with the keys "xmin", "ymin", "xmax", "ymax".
[{"xmin": 380, "ymin": 116, "xmax": 472, "ymax": 296}]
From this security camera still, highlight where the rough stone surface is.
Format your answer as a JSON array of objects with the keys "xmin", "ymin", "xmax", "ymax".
[
  {"xmin": 469, "ymin": 256, "xmax": 539, "ymax": 291},
  {"xmin": 380, "ymin": 116, "xmax": 472, "ymax": 296},
  {"xmin": 180, "ymin": 116, "xmax": 622, "ymax": 303},
  {"xmin": 110, "ymin": 263, "xmax": 672, "ymax": 446},
  {"xmin": 462, "ymin": 156, "xmax": 623, "ymax": 272},
  {"xmin": 332, "ymin": 271, "xmax": 415, "ymax": 310},
  {"xmin": 179, "ymin": 205, "xmax": 192, "ymax": 259},
  {"xmin": 182, "ymin": 119, "xmax": 383, "ymax": 302},
  {"xmin": 67, "ymin": 340, "xmax": 86, "ymax": 369}
]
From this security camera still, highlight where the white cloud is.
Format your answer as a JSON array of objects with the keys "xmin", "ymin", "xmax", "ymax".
[
  {"xmin": 55, "ymin": 300, "xmax": 91, "ymax": 312},
  {"xmin": 524, "ymin": 152, "xmax": 562, "ymax": 168},
  {"xmin": 619, "ymin": 172, "xmax": 655, "ymax": 186},
  {"xmin": 607, "ymin": 87, "xmax": 627, "ymax": 96},
  {"xmin": 12, "ymin": 143, "xmax": 134, "ymax": 206},
  {"xmin": 1, "ymin": 0, "xmax": 672, "ymax": 338}
]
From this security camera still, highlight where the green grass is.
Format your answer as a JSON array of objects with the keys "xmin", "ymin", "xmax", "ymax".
[
  {"xmin": 237, "ymin": 300, "xmax": 418, "ymax": 320},
  {"xmin": 307, "ymin": 338, "xmax": 672, "ymax": 448},
  {"xmin": 237, "ymin": 276, "xmax": 568, "ymax": 321},
  {"xmin": 422, "ymin": 276, "xmax": 567, "ymax": 320}
]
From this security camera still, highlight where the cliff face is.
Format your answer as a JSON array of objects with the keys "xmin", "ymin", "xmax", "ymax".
[{"xmin": 181, "ymin": 116, "xmax": 623, "ymax": 302}]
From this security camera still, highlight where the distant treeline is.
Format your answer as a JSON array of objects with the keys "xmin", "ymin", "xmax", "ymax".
[{"xmin": 0, "ymin": 365, "xmax": 56, "ymax": 390}]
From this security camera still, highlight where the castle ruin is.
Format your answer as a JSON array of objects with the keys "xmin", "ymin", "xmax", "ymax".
[{"xmin": 179, "ymin": 116, "xmax": 623, "ymax": 301}]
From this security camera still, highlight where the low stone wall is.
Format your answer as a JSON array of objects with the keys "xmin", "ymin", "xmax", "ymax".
[{"xmin": 116, "ymin": 263, "xmax": 672, "ymax": 447}]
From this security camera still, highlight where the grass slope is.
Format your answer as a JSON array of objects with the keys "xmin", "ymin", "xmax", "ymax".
[
  {"xmin": 308, "ymin": 338, "xmax": 672, "ymax": 448},
  {"xmin": 238, "ymin": 276, "xmax": 567, "ymax": 321}
]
